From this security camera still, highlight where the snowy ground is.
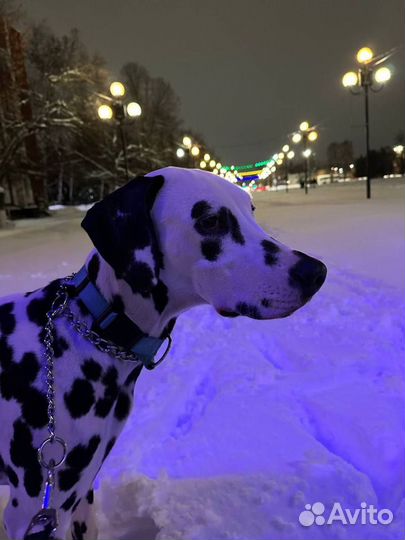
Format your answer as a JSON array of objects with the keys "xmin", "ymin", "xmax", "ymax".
[{"xmin": 0, "ymin": 178, "xmax": 404, "ymax": 540}]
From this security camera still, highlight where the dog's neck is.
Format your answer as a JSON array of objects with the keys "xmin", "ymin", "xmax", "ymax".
[{"xmin": 80, "ymin": 249, "xmax": 204, "ymax": 338}]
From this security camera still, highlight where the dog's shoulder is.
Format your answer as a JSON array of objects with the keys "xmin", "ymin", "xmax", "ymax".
[
  {"xmin": 0, "ymin": 279, "xmax": 62, "ymax": 332},
  {"xmin": 0, "ymin": 280, "xmax": 64, "ymax": 360}
]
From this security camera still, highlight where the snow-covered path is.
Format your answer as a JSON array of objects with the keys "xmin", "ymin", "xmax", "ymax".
[{"xmin": 0, "ymin": 179, "xmax": 404, "ymax": 539}]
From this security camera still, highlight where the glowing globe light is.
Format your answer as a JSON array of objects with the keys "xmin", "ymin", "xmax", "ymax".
[
  {"xmin": 110, "ymin": 81, "xmax": 126, "ymax": 97},
  {"xmin": 278, "ymin": 152, "xmax": 285, "ymax": 159},
  {"xmin": 98, "ymin": 104, "xmax": 113, "ymax": 120},
  {"xmin": 308, "ymin": 130, "xmax": 318, "ymax": 142},
  {"xmin": 282, "ymin": 144, "xmax": 289, "ymax": 153},
  {"xmin": 374, "ymin": 66, "xmax": 391, "ymax": 83},
  {"xmin": 217, "ymin": 162, "xmax": 222, "ymax": 169},
  {"xmin": 176, "ymin": 148, "xmax": 185, "ymax": 158},
  {"xmin": 126, "ymin": 102, "xmax": 142, "ymax": 117},
  {"xmin": 287, "ymin": 150, "xmax": 295, "ymax": 159},
  {"xmin": 356, "ymin": 47, "xmax": 373, "ymax": 64},
  {"xmin": 292, "ymin": 133, "xmax": 302, "ymax": 144},
  {"xmin": 191, "ymin": 145, "xmax": 200, "ymax": 156},
  {"xmin": 204, "ymin": 153, "xmax": 210, "ymax": 161},
  {"xmin": 209, "ymin": 160, "xmax": 216, "ymax": 168},
  {"xmin": 200, "ymin": 161, "xmax": 207, "ymax": 168},
  {"xmin": 276, "ymin": 159, "xmax": 283, "ymax": 165},
  {"xmin": 303, "ymin": 148, "xmax": 312, "ymax": 158},
  {"xmin": 300, "ymin": 121, "xmax": 309, "ymax": 132},
  {"xmin": 342, "ymin": 71, "xmax": 358, "ymax": 87},
  {"xmin": 183, "ymin": 136, "xmax": 192, "ymax": 148},
  {"xmin": 394, "ymin": 145, "xmax": 404, "ymax": 155}
]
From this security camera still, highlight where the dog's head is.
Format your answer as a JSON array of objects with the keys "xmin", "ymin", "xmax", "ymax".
[{"xmin": 82, "ymin": 167, "xmax": 326, "ymax": 320}]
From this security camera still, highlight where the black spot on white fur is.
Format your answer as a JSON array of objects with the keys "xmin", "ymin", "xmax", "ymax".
[
  {"xmin": 224, "ymin": 208, "xmax": 245, "ymax": 245},
  {"xmin": 6, "ymin": 465, "xmax": 18, "ymax": 488},
  {"xmin": 103, "ymin": 437, "xmax": 116, "ymax": 460},
  {"xmin": 81, "ymin": 359, "xmax": 102, "ymax": 381},
  {"xmin": 124, "ymin": 365, "xmax": 143, "ymax": 386},
  {"xmin": 0, "ymin": 336, "xmax": 13, "ymax": 364},
  {"xmin": 0, "ymin": 302, "xmax": 16, "ymax": 335},
  {"xmin": 114, "ymin": 392, "xmax": 131, "ymax": 421},
  {"xmin": 201, "ymin": 239, "xmax": 222, "ymax": 261},
  {"xmin": 58, "ymin": 436, "xmax": 101, "ymax": 492},
  {"xmin": 10, "ymin": 419, "xmax": 43, "ymax": 496},
  {"xmin": 124, "ymin": 261, "xmax": 155, "ymax": 297},
  {"xmin": 95, "ymin": 367, "xmax": 119, "ymax": 418},
  {"xmin": 191, "ymin": 201, "xmax": 212, "ymax": 220},
  {"xmin": 151, "ymin": 280, "xmax": 169, "ymax": 313},
  {"xmin": 26, "ymin": 280, "xmax": 60, "ymax": 327},
  {"xmin": 61, "ymin": 491, "xmax": 77, "ymax": 512},
  {"xmin": 64, "ymin": 379, "xmax": 95, "ymax": 418},
  {"xmin": 71, "ymin": 498, "xmax": 82, "ymax": 513},
  {"xmin": 86, "ymin": 489, "xmax": 94, "ymax": 505},
  {"xmin": 261, "ymin": 239, "xmax": 280, "ymax": 266},
  {"xmin": 72, "ymin": 520, "xmax": 87, "ymax": 540},
  {"xmin": 235, "ymin": 302, "xmax": 262, "ymax": 319},
  {"xmin": 192, "ymin": 202, "xmax": 245, "ymax": 260},
  {"xmin": 0, "ymin": 351, "xmax": 48, "ymax": 428}
]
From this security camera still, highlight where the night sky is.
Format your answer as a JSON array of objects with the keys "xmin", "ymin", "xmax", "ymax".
[{"xmin": 21, "ymin": 0, "xmax": 405, "ymax": 166}]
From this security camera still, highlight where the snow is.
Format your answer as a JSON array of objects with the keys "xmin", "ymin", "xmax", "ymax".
[
  {"xmin": 48, "ymin": 204, "xmax": 66, "ymax": 211},
  {"xmin": 0, "ymin": 178, "xmax": 404, "ymax": 539}
]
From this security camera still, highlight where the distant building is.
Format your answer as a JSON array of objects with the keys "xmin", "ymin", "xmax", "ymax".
[{"xmin": 0, "ymin": 17, "xmax": 44, "ymax": 211}]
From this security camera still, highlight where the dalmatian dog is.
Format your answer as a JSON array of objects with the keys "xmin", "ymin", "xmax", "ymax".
[{"xmin": 0, "ymin": 167, "xmax": 326, "ymax": 539}]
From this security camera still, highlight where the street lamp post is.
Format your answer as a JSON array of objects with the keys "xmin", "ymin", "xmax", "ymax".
[
  {"xmin": 97, "ymin": 81, "xmax": 142, "ymax": 183},
  {"xmin": 393, "ymin": 145, "xmax": 404, "ymax": 175},
  {"xmin": 113, "ymin": 102, "xmax": 129, "ymax": 181},
  {"xmin": 292, "ymin": 122, "xmax": 318, "ymax": 194},
  {"xmin": 342, "ymin": 47, "xmax": 393, "ymax": 199},
  {"xmin": 285, "ymin": 149, "xmax": 295, "ymax": 192}
]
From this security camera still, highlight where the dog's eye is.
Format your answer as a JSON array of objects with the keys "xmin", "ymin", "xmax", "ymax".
[{"xmin": 198, "ymin": 214, "xmax": 219, "ymax": 231}]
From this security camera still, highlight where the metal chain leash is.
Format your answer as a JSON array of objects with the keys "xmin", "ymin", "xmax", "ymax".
[
  {"xmin": 25, "ymin": 274, "xmax": 171, "ymax": 539},
  {"xmin": 25, "ymin": 277, "xmax": 138, "ymax": 539},
  {"xmin": 25, "ymin": 284, "xmax": 70, "ymax": 539}
]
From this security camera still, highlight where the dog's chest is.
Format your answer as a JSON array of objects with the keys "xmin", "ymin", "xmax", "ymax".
[{"xmin": 0, "ymin": 281, "xmax": 142, "ymax": 498}]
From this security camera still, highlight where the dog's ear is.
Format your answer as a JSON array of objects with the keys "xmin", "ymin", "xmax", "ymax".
[{"xmin": 81, "ymin": 175, "xmax": 165, "ymax": 296}]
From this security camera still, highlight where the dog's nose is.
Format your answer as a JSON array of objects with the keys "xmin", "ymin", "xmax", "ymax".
[{"xmin": 289, "ymin": 251, "xmax": 327, "ymax": 300}]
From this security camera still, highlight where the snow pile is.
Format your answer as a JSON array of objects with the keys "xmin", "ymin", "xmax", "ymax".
[
  {"xmin": 75, "ymin": 203, "xmax": 94, "ymax": 212},
  {"xmin": 48, "ymin": 204, "xmax": 66, "ymax": 211},
  {"xmin": 0, "ymin": 180, "xmax": 404, "ymax": 539}
]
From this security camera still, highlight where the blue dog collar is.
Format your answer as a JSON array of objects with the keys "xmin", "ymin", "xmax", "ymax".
[{"xmin": 68, "ymin": 266, "xmax": 172, "ymax": 369}]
